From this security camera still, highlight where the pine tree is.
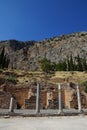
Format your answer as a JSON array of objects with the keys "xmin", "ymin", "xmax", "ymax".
[
  {"xmin": 76, "ymin": 54, "xmax": 83, "ymax": 71},
  {"xmin": 66, "ymin": 56, "xmax": 70, "ymax": 71},
  {"xmin": 5, "ymin": 57, "xmax": 10, "ymax": 68},
  {"xmin": 2, "ymin": 54, "xmax": 6, "ymax": 68},
  {"xmin": 69, "ymin": 54, "xmax": 74, "ymax": 71},
  {"xmin": 82, "ymin": 57, "xmax": 87, "ymax": 71},
  {"xmin": 73, "ymin": 59, "xmax": 77, "ymax": 71},
  {"xmin": 0, "ymin": 47, "xmax": 9, "ymax": 69},
  {"xmin": 0, "ymin": 47, "xmax": 5, "ymax": 67}
]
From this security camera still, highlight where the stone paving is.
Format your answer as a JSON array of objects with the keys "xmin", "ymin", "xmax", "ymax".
[
  {"xmin": 0, "ymin": 116, "xmax": 87, "ymax": 130},
  {"xmin": 0, "ymin": 109, "xmax": 87, "ymax": 116}
]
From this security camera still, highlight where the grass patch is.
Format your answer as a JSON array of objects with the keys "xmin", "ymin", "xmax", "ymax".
[{"xmin": 1, "ymin": 69, "xmax": 87, "ymax": 85}]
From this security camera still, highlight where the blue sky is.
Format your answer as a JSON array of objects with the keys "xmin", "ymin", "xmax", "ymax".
[{"xmin": 0, "ymin": 0, "xmax": 87, "ymax": 41}]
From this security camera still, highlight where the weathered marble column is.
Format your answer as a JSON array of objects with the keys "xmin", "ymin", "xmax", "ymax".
[
  {"xmin": 77, "ymin": 85, "xmax": 82, "ymax": 113},
  {"xmin": 58, "ymin": 84, "xmax": 63, "ymax": 114},
  {"xmin": 36, "ymin": 83, "xmax": 40, "ymax": 114},
  {"xmin": 9, "ymin": 97, "xmax": 14, "ymax": 113}
]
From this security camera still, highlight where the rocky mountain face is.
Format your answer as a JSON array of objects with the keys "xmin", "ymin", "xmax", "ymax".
[{"xmin": 0, "ymin": 32, "xmax": 87, "ymax": 70}]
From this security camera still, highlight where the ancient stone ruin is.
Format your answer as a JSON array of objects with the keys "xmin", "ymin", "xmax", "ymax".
[{"xmin": 0, "ymin": 81, "xmax": 87, "ymax": 110}]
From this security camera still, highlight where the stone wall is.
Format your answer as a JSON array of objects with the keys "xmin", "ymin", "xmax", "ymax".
[
  {"xmin": 46, "ymin": 91, "xmax": 58, "ymax": 109},
  {"xmin": 0, "ymin": 82, "xmax": 87, "ymax": 109},
  {"xmin": 0, "ymin": 91, "xmax": 17, "ymax": 109},
  {"xmin": 25, "ymin": 96, "xmax": 36, "ymax": 109},
  {"xmin": 64, "ymin": 87, "xmax": 75, "ymax": 109},
  {"xmin": 13, "ymin": 88, "xmax": 29, "ymax": 109}
]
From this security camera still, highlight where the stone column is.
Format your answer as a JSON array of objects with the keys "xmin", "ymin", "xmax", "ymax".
[
  {"xmin": 58, "ymin": 84, "xmax": 63, "ymax": 114},
  {"xmin": 36, "ymin": 83, "xmax": 40, "ymax": 114},
  {"xmin": 9, "ymin": 97, "xmax": 14, "ymax": 113},
  {"xmin": 77, "ymin": 85, "xmax": 82, "ymax": 113}
]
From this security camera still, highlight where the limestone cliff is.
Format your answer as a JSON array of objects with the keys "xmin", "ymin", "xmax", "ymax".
[{"xmin": 0, "ymin": 32, "xmax": 87, "ymax": 70}]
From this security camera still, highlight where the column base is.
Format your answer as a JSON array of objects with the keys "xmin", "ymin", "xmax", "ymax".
[
  {"xmin": 8, "ymin": 111, "xmax": 15, "ymax": 115},
  {"xmin": 8, "ymin": 110, "xmax": 14, "ymax": 113},
  {"xmin": 78, "ymin": 110, "xmax": 84, "ymax": 117},
  {"xmin": 78, "ymin": 109, "xmax": 83, "ymax": 114},
  {"xmin": 58, "ymin": 110, "xmax": 64, "ymax": 115},
  {"xmin": 36, "ymin": 111, "xmax": 40, "ymax": 114}
]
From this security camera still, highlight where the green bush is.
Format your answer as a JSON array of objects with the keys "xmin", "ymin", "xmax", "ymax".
[
  {"xmin": 39, "ymin": 54, "xmax": 87, "ymax": 72},
  {"xmin": 84, "ymin": 86, "xmax": 87, "ymax": 93},
  {"xmin": 7, "ymin": 76, "xmax": 18, "ymax": 84},
  {"xmin": 39, "ymin": 58, "xmax": 52, "ymax": 73},
  {"xmin": 81, "ymin": 81, "xmax": 87, "ymax": 93},
  {"xmin": 55, "ymin": 61, "xmax": 67, "ymax": 71}
]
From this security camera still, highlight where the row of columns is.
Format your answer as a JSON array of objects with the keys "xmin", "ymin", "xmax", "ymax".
[
  {"xmin": 35, "ymin": 83, "xmax": 82, "ymax": 114},
  {"xmin": 9, "ymin": 83, "xmax": 82, "ymax": 114}
]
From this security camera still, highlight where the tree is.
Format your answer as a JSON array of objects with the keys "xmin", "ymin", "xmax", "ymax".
[
  {"xmin": 69, "ymin": 54, "xmax": 74, "ymax": 71},
  {"xmin": 66, "ymin": 56, "xmax": 70, "ymax": 71},
  {"xmin": 0, "ymin": 47, "xmax": 9, "ymax": 69},
  {"xmin": 76, "ymin": 54, "xmax": 83, "ymax": 71},
  {"xmin": 0, "ymin": 47, "xmax": 5, "ymax": 67},
  {"xmin": 39, "ymin": 54, "xmax": 87, "ymax": 72},
  {"xmin": 39, "ymin": 58, "xmax": 52, "ymax": 73},
  {"xmin": 82, "ymin": 57, "xmax": 87, "ymax": 71},
  {"xmin": 5, "ymin": 57, "xmax": 10, "ymax": 68},
  {"xmin": 56, "ymin": 61, "xmax": 67, "ymax": 71}
]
